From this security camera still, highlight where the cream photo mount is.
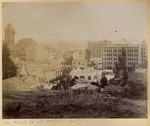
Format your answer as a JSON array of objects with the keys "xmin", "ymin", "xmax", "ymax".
[{"xmin": 0, "ymin": 0, "xmax": 150, "ymax": 126}]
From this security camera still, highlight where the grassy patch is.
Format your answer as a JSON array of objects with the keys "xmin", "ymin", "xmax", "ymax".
[{"xmin": 3, "ymin": 90, "xmax": 147, "ymax": 118}]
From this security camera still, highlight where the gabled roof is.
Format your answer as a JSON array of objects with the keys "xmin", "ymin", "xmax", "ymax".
[
  {"xmin": 16, "ymin": 64, "xmax": 29, "ymax": 76},
  {"xmin": 16, "ymin": 64, "xmax": 23, "ymax": 74}
]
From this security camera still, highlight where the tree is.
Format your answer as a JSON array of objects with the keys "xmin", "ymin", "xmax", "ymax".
[
  {"xmin": 85, "ymin": 49, "xmax": 90, "ymax": 60},
  {"xmin": 113, "ymin": 47, "xmax": 128, "ymax": 86},
  {"xmin": 128, "ymin": 63, "xmax": 135, "ymax": 72},
  {"xmin": 113, "ymin": 62, "xmax": 121, "ymax": 78},
  {"xmin": 63, "ymin": 51, "xmax": 73, "ymax": 65},
  {"xmin": 85, "ymin": 49, "xmax": 90, "ymax": 65},
  {"xmin": 2, "ymin": 43, "xmax": 17, "ymax": 80},
  {"xmin": 121, "ymin": 47, "xmax": 126, "ymax": 70},
  {"xmin": 62, "ymin": 67, "xmax": 72, "ymax": 77},
  {"xmin": 89, "ymin": 61, "xmax": 95, "ymax": 67}
]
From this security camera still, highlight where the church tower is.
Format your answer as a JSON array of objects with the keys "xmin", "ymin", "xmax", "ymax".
[{"xmin": 4, "ymin": 23, "xmax": 15, "ymax": 51}]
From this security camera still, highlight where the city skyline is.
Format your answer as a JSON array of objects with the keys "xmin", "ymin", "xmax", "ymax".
[
  {"xmin": 2, "ymin": 2, "xmax": 147, "ymax": 43},
  {"xmin": 2, "ymin": 2, "xmax": 148, "ymax": 120}
]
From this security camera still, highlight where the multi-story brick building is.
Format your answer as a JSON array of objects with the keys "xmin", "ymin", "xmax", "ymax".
[
  {"xmin": 88, "ymin": 40, "xmax": 147, "ymax": 69},
  {"xmin": 101, "ymin": 44, "xmax": 140, "ymax": 69},
  {"xmin": 87, "ymin": 40, "xmax": 109, "ymax": 58}
]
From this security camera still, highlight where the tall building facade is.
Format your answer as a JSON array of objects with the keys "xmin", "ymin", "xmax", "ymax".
[
  {"xmin": 101, "ymin": 44, "xmax": 140, "ymax": 69},
  {"xmin": 87, "ymin": 40, "xmax": 109, "ymax": 58},
  {"xmin": 88, "ymin": 40, "xmax": 147, "ymax": 69},
  {"xmin": 140, "ymin": 40, "xmax": 147, "ymax": 64},
  {"xmin": 4, "ymin": 23, "xmax": 15, "ymax": 51}
]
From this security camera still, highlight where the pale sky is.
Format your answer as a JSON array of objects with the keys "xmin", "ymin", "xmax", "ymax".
[{"xmin": 2, "ymin": 2, "xmax": 147, "ymax": 44}]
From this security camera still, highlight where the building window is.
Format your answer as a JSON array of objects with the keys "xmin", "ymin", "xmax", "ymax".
[
  {"xmin": 134, "ymin": 58, "xmax": 138, "ymax": 61},
  {"xmin": 128, "ymin": 49, "xmax": 133, "ymax": 52},
  {"xmin": 107, "ymin": 66, "xmax": 112, "ymax": 69},
  {"xmin": 134, "ymin": 49, "xmax": 138, "ymax": 52},
  {"xmin": 128, "ymin": 54, "xmax": 133, "ymax": 56},
  {"xmin": 113, "ymin": 54, "xmax": 117, "ymax": 56},
  {"xmin": 128, "ymin": 58, "xmax": 133, "ymax": 61},
  {"xmin": 88, "ymin": 76, "xmax": 91, "ymax": 80},
  {"xmin": 80, "ymin": 76, "xmax": 85, "ymax": 79}
]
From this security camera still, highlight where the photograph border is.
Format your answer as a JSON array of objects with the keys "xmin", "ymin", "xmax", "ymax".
[{"xmin": 0, "ymin": 0, "xmax": 150, "ymax": 126}]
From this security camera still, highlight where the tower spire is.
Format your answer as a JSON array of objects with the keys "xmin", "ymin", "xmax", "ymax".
[{"xmin": 4, "ymin": 23, "xmax": 15, "ymax": 51}]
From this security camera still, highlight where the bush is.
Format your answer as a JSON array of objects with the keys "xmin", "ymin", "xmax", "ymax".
[{"xmin": 129, "ymin": 83, "xmax": 147, "ymax": 100}]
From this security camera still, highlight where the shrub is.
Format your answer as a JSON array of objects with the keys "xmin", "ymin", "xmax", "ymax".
[{"xmin": 129, "ymin": 83, "xmax": 147, "ymax": 100}]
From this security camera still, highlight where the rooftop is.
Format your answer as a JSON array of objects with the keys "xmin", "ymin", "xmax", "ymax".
[
  {"xmin": 15, "ymin": 38, "xmax": 36, "ymax": 50},
  {"xmin": 135, "ymin": 69, "xmax": 147, "ymax": 73},
  {"xmin": 101, "ymin": 43, "xmax": 140, "ymax": 48},
  {"xmin": 128, "ymin": 69, "xmax": 147, "ymax": 83}
]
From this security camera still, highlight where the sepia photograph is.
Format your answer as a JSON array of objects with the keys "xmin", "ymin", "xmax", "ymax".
[{"xmin": 2, "ymin": 1, "xmax": 148, "ymax": 119}]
